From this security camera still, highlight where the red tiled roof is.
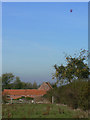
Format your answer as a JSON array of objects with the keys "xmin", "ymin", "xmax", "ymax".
[
  {"xmin": 2, "ymin": 82, "xmax": 52, "ymax": 100},
  {"xmin": 3, "ymin": 89, "xmax": 47, "ymax": 96}
]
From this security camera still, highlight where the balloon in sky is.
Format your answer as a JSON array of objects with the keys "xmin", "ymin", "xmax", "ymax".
[{"xmin": 70, "ymin": 9, "xmax": 72, "ymax": 12}]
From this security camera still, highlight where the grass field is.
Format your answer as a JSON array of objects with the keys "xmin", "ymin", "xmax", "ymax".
[{"xmin": 2, "ymin": 103, "xmax": 88, "ymax": 118}]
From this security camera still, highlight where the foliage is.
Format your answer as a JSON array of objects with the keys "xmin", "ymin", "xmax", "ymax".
[
  {"xmin": 13, "ymin": 76, "xmax": 23, "ymax": 89},
  {"xmin": 2, "ymin": 73, "xmax": 39, "ymax": 90},
  {"xmin": 46, "ymin": 49, "xmax": 89, "ymax": 111},
  {"xmin": 53, "ymin": 49, "xmax": 89, "ymax": 84},
  {"xmin": 43, "ymin": 89, "xmax": 53, "ymax": 102},
  {"xmin": 25, "ymin": 97, "xmax": 33, "ymax": 100},
  {"xmin": 45, "ymin": 79, "xmax": 89, "ymax": 110},
  {"xmin": 14, "ymin": 96, "xmax": 34, "ymax": 100},
  {"xmin": 15, "ymin": 96, "xmax": 25, "ymax": 100},
  {"xmin": 32, "ymin": 81, "xmax": 38, "ymax": 89},
  {"xmin": 2, "ymin": 73, "xmax": 14, "ymax": 90}
]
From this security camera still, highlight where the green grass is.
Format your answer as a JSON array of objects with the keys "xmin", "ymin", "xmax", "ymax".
[{"xmin": 2, "ymin": 103, "xmax": 88, "ymax": 118}]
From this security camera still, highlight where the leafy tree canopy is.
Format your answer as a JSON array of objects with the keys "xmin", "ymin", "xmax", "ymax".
[
  {"xmin": 2, "ymin": 73, "xmax": 39, "ymax": 90},
  {"xmin": 53, "ymin": 49, "xmax": 89, "ymax": 85},
  {"xmin": 2, "ymin": 73, "xmax": 14, "ymax": 89}
]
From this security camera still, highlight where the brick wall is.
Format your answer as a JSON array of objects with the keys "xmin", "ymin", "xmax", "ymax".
[{"xmin": 38, "ymin": 82, "xmax": 52, "ymax": 91}]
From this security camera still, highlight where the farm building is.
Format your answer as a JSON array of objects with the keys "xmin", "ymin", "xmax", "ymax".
[
  {"xmin": 2, "ymin": 82, "xmax": 52, "ymax": 100},
  {"xmin": 38, "ymin": 82, "xmax": 52, "ymax": 91}
]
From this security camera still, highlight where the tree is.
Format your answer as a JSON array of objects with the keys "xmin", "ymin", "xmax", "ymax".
[
  {"xmin": 47, "ymin": 49, "xmax": 89, "ymax": 110},
  {"xmin": 53, "ymin": 49, "xmax": 89, "ymax": 85},
  {"xmin": 2, "ymin": 73, "xmax": 14, "ymax": 90},
  {"xmin": 13, "ymin": 76, "xmax": 22, "ymax": 89},
  {"xmin": 2, "ymin": 73, "xmax": 39, "ymax": 89},
  {"xmin": 33, "ymin": 82, "xmax": 38, "ymax": 89},
  {"xmin": 25, "ymin": 82, "xmax": 33, "ymax": 89},
  {"xmin": 21, "ymin": 82, "xmax": 32, "ymax": 89}
]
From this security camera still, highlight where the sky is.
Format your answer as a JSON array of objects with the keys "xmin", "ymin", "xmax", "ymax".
[
  {"xmin": 2, "ymin": 2, "xmax": 88, "ymax": 84},
  {"xmin": 89, "ymin": 2, "xmax": 90, "ymax": 68}
]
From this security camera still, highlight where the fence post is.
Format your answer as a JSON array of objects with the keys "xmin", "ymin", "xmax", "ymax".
[{"xmin": 52, "ymin": 96, "xmax": 54, "ymax": 104}]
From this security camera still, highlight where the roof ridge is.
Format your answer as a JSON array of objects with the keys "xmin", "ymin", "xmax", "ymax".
[
  {"xmin": 3, "ymin": 89, "xmax": 47, "ymax": 91},
  {"xmin": 45, "ymin": 82, "xmax": 52, "ymax": 89}
]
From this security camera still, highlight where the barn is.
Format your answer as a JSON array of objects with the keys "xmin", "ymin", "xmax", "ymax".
[{"xmin": 2, "ymin": 82, "xmax": 52, "ymax": 101}]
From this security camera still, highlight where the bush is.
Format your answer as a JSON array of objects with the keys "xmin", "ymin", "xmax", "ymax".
[
  {"xmin": 15, "ymin": 96, "xmax": 25, "ymax": 100},
  {"xmin": 25, "ymin": 97, "xmax": 33, "ymax": 100},
  {"xmin": 45, "ymin": 79, "xmax": 89, "ymax": 110}
]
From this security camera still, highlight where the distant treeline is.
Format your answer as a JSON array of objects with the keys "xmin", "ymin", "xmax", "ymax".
[{"xmin": 1, "ymin": 73, "xmax": 40, "ymax": 90}]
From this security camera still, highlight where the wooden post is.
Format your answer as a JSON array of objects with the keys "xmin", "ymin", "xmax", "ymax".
[
  {"xmin": 52, "ymin": 96, "xmax": 54, "ymax": 104},
  {"xmin": 11, "ymin": 98, "xmax": 12, "ymax": 104}
]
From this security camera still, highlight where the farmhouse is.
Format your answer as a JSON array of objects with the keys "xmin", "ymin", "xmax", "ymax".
[{"xmin": 3, "ymin": 82, "xmax": 52, "ymax": 100}]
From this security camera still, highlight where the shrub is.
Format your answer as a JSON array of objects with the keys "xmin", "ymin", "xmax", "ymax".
[
  {"xmin": 25, "ymin": 97, "xmax": 33, "ymax": 100},
  {"xmin": 45, "ymin": 79, "xmax": 89, "ymax": 110}
]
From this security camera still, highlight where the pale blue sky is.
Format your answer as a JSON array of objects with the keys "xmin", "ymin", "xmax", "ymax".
[{"xmin": 2, "ymin": 2, "xmax": 88, "ymax": 84}]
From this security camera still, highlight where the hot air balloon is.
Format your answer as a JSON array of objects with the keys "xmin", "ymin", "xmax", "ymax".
[{"xmin": 70, "ymin": 9, "xmax": 72, "ymax": 12}]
